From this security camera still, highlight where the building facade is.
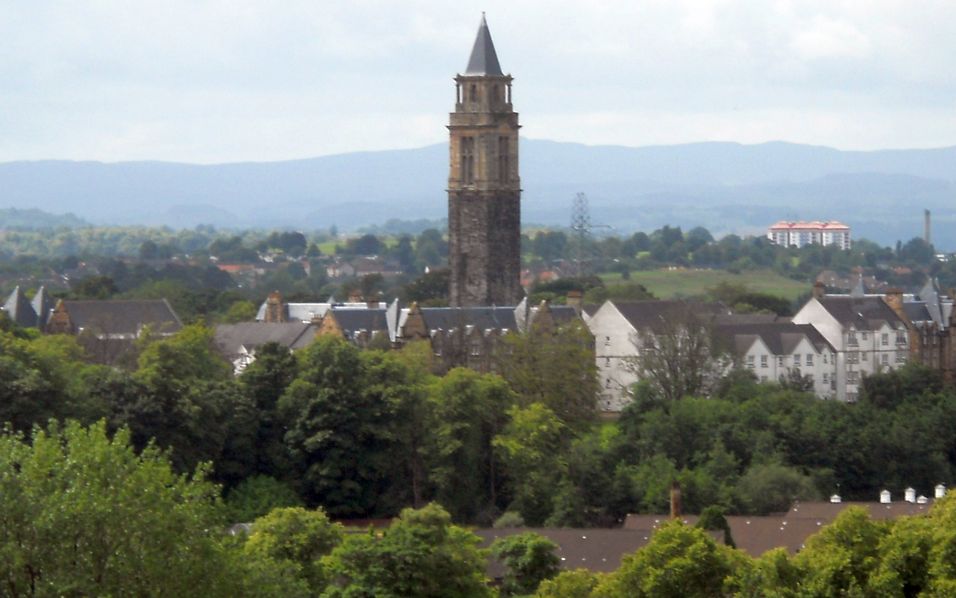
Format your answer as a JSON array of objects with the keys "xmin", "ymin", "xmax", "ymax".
[
  {"xmin": 768, "ymin": 221, "xmax": 851, "ymax": 250},
  {"xmin": 448, "ymin": 15, "xmax": 521, "ymax": 307}
]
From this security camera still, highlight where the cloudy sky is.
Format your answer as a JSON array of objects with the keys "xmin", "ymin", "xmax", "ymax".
[{"xmin": 2, "ymin": 1, "xmax": 955, "ymax": 163}]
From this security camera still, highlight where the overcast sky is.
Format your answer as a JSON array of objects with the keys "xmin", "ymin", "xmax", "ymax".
[{"xmin": 2, "ymin": 1, "xmax": 955, "ymax": 163}]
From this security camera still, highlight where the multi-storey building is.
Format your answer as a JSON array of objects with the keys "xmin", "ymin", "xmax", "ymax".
[
  {"xmin": 768, "ymin": 221, "xmax": 851, "ymax": 250},
  {"xmin": 792, "ymin": 285, "xmax": 910, "ymax": 401}
]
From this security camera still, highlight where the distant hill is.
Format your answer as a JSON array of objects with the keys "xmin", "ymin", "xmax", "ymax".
[
  {"xmin": 1, "ymin": 140, "xmax": 954, "ymax": 247},
  {"xmin": 0, "ymin": 208, "xmax": 88, "ymax": 230}
]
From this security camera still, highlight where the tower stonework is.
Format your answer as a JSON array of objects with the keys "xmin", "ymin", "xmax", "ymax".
[{"xmin": 448, "ymin": 15, "xmax": 521, "ymax": 307}]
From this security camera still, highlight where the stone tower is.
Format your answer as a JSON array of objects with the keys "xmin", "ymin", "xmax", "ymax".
[{"xmin": 448, "ymin": 15, "xmax": 521, "ymax": 307}]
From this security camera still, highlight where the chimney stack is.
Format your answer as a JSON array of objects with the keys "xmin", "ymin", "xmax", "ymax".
[
  {"xmin": 884, "ymin": 288, "xmax": 906, "ymax": 322},
  {"xmin": 264, "ymin": 290, "xmax": 285, "ymax": 323},
  {"xmin": 567, "ymin": 290, "xmax": 583, "ymax": 316},
  {"xmin": 669, "ymin": 481, "xmax": 682, "ymax": 519}
]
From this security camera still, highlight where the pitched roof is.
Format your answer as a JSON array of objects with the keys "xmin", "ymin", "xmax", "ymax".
[
  {"xmin": 715, "ymin": 322, "xmax": 835, "ymax": 355},
  {"xmin": 611, "ymin": 300, "xmax": 731, "ymax": 331},
  {"xmin": 464, "ymin": 14, "xmax": 503, "ymax": 76},
  {"xmin": 214, "ymin": 322, "xmax": 317, "ymax": 357},
  {"xmin": 329, "ymin": 307, "xmax": 389, "ymax": 337},
  {"xmin": 476, "ymin": 528, "xmax": 652, "ymax": 576},
  {"xmin": 2, "ymin": 286, "xmax": 38, "ymax": 328},
  {"xmin": 31, "ymin": 286, "xmax": 52, "ymax": 328},
  {"xmin": 62, "ymin": 299, "xmax": 182, "ymax": 335},
  {"xmin": 816, "ymin": 296, "xmax": 906, "ymax": 330}
]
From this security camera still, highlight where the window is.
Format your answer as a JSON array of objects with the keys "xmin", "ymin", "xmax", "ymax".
[
  {"xmin": 861, "ymin": 332, "xmax": 868, "ymax": 341},
  {"xmin": 806, "ymin": 354, "xmax": 813, "ymax": 366},
  {"xmin": 761, "ymin": 355, "xmax": 768, "ymax": 368},
  {"xmin": 881, "ymin": 333, "xmax": 889, "ymax": 346},
  {"xmin": 896, "ymin": 351, "xmax": 906, "ymax": 364},
  {"xmin": 604, "ymin": 336, "xmax": 611, "ymax": 347},
  {"xmin": 470, "ymin": 338, "xmax": 481, "ymax": 357},
  {"xmin": 847, "ymin": 371, "xmax": 859, "ymax": 384},
  {"xmin": 881, "ymin": 353, "xmax": 889, "ymax": 365},
  {"xmin": 777, "ymin": 356, "xmax": 784, "ymax": 368},
  {"xmin": 823, "ymin": 373, "xmax": 829, "ymax": 383},
  {"xmin": 793, "ymin": 354, "xmax": 801, "ymax": 366},
  {"xmin": 746, "ymin": 355, "xmax": 755, "ymax": 369},
  {"xmin": 862, "ymin": 351, "xmax": 868, "ymax": 361},
  {"xmin": 498, "ymin": 136, "xmax": 509, "ymax": 183},
  {"xmin": 823, "ymin": 353, "xmax": 828, "ymax": 364},
  {"xmin": 896, "ymin": 331, "xmax": 907, "ymax": 345},
  {"xmin": 460, "ymin": 137, "xmax": 475, "ymax": 184},
  {"xmin": 847, "ymin": 351, "xmax": 859, "ymax": 364},
  {"xmin": 848, "ymin": 331, "xmax": 858, "ymax": 346},
  {"xmin": 468, "ymin": 84, "xmax": 477, "ymax": 102}
]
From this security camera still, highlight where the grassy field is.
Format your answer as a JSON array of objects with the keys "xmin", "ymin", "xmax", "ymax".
[{"xmin": 599, "ymin": 269, "xmax": 810, "ymax": 302}]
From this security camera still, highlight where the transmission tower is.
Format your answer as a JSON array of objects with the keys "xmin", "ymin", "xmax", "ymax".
[{"xmin": 570, "ymin": 192, "xmax": 592, "ymax": 276}]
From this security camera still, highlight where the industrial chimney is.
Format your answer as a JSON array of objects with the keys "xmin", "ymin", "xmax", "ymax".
[{"xmin": 925, "ymin": 209, "xmax": 932, "ymax": 245}]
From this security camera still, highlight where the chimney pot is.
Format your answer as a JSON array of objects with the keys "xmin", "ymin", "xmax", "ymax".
[
  {"xmin": 880, "ymin": 489, "xmax": 891, "ymax": 504},
  {"xmin": 936, "ymin": 483, "xmax": 947, "ymax": 499},
  {"xmin": 905, "ymin": 487, "xmax": 916, "ymax": 503}
]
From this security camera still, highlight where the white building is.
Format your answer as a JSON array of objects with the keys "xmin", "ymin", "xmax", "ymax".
[
  {"xmin": 586, "ymin": 300, "xmax": 732, "ymax": 412},
  {"xmin": 715, "ymin": 322, "xmax": 837, "ymax": 398},
  {"xmin": 792, "ymin": 289, "xmax": 910, "ymax": 401},
  {"xmin": 768, "ymin": 221, "xmax": 851, "ymax": 250}
]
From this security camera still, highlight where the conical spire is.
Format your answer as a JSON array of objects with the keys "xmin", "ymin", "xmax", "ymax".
[{"xmin": 465, "ymin": 13, "xmax": 503, "ymax": 76}]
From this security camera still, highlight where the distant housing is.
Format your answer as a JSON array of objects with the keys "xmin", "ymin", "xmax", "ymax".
[{"xmin": 768, "ymin": 221, "xmax": 851, "ymax": 250}]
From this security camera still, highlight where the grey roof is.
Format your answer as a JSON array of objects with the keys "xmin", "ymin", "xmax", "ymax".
[
  {"xmin": 476, "ymin": 528, "xmax": 652, "ymax": 576},
  {"xmin": 62, "ymin": 299, "xmax": 182, "ymax": 335},
  {"xmin": 850, "ymin": 275, "xmax": 867, "ymax": 297},
  {"xmin": 916, "ymin": 278, "xmax": 948, "ymax": 328},
  {"xmin": 464, "ymin": 14, "xmax": 503, "ymax": 76},
  {"xmin": 330, "ymin": 308, "xmax": 389, "ymax": 338},
  {"xmin": 715, "ymin": 322, "xmax": 836, "ymax": 356},
  {"xmin": 3, "ymin": 286, "xmax": 38, "ymax": 327},
  {"xmin": 612, "ymin": 300, "xmax": 731, "ymax": 331},
  {"xmin": 817, "ymin": 296, "xmax": 906, "ymax": 330},
  {"xmin": 31, "ymin": 286, "xmax": 52, "ymax": 328},
  {"xmin": 214, "ymin": 322, "xmax": 317, "ymax": 356}
]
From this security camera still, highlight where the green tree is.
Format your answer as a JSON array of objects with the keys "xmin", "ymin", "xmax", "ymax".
[
  {"xmin": 793, "ymin": 506, "xmax": 886, "ymax": 597},
  {"xmin": 735, "ymin": 462, "xmax": 819, "ymax": 515},
  {"xmin": 494, "ymin": 403, "xmax": 568, "ymax": 525},
  {"xmin": 321, "ymin": 503, "xmax": 492, "ymax": 598},
  {"xmin": 239, "ymin": 342, "xmax": 299, "ymax": 477},
  {"xmin": 225, "ymin": 475, "xmax": 304, "ymax": 523},
  {"xmin": 497, "ymin": 319, "xmax": 599, "ymax": 429},
  {"xmin": 592, "ymin": 521, "xmax": 734, "ymax": 598},
  {"xmin": 491, "ymin": 532, "xmax": 561, "ymax": 596},
  {"xmin": 0, "ymin": 420, "xmax": 242, "ymax": 596},
  {"xmin": 426, "ymin": 369, "xmax": 515, "ymax": 522},
  {"xmin": 534, "ymin": 569, "xmax": 602, "ymax": 598},
  {"xmin": 280, "ymin": 336, "xmax": 397, "ymax": 516},
  {"xmin": 243, "ymin": 506, "xmax": 343, "ymax": 594},
  {"xmin": 223, "ymin": 299, "xmax": 258, "ymax": 323}
]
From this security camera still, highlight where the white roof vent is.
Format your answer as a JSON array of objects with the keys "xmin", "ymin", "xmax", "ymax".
[
  {"xmin": 830, "ymin": 494, "xmax": 842, "ymax": 503},
  {"xmin": 917, "ymin": 495, "xmax": 929, "ymax": 504},
  {"xmin": 905, "ymin": 487, "xmax": 916, "ymax": 503},
  {"xmin": 936, "ymin": 484, "xmax": 947, "ymax": 499},
  {"xmin": 880, "ymin": 490, "xmax": 891, "ymax": 504}
]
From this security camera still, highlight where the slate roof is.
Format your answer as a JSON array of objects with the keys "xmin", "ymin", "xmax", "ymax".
[
  {"xmin": 715, "ymin": 322, "xmax": 836, "ymax": 356},
  {"xmin": 476, "ymin": 528, "xmax": 652, "ymax": 576},
  {"xmin": 214, "ymin": 322, "xmax": 317, "ymax": 357},
  {"xmin": 816, "ymin": 296, "xmax": 906, "ymax": 330},
  {"xmin": 2, "ymin": 286, "xmax": 38, "ymax": 327},
  {"xmin": 464, "ymin": 14, "xmax": 503, "ymax": 76},
  {"xmin": 612, "ymin": 300, "xmax": 731, "ymax": 332},
  {"xmin": 31, "ymin": 286, "xmax": 52, "ymax": 328},
  {"xmin": 62, "ymin": 299, "xmax": 182, "ymax": 335},
  {"xmin": 255, "ymin": 301, "xmax": 386, "ymax": 322},
  {"xmin": 330, "ymin": 308, "xmax": 389, "ymax": 337}
]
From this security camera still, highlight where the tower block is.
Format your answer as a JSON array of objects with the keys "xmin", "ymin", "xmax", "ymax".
[{"xmin": 448, "ymin": 15, "xmax": 521, "ymax": 307}]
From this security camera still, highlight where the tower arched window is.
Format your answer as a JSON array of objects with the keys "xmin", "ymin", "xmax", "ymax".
[
  {"xmin": 461, "ymin": 137, "xmax": 475, "ymax": 185},
  {"xmin": 469, "ymin": 84, "xmax": 477, "ymax": 102}
]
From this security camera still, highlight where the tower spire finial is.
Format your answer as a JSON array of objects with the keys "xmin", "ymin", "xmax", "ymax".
[{"xmin": 465, "ymin": 14, "xmax": 503, "ymax": 76}]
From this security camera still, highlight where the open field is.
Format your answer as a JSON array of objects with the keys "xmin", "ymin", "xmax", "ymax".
[{"xmin": 600, "ymin": 268, "xmax": 810, "ymax": 302}]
